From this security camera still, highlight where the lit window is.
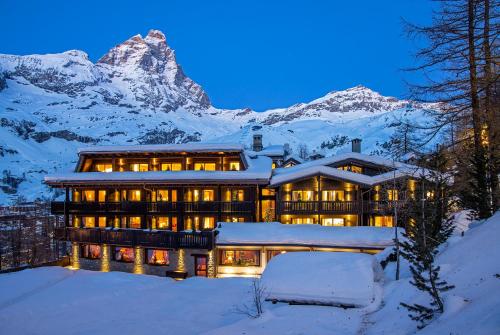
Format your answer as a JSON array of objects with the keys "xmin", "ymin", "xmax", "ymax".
[
  {"xmin": 261, "ymin": 188, "xmax": 276, "ymax": 196},
  {"xmin": 372, "ymin": 216, "xmax": 394, "ymax": 227},
  {"xmin": 83, "ymin": 190, "xmax": 95, "ymax": 202},
  {"xmin": 292, "ymin": 190, "xmax": 314, "ymax": 201},
  {"xmin": 224, "ymin": 189, "xmax": 244, "ymax": 201},
  {"xmin": 129, "ymin": 216, "xmax": 141, "ymax": 229},
  {"xmin": 229, "ymin": 162, "xmax": 240, "ymax": 171},
  {"xmin": 81, "ymin": 244, "xmax": 101, "ymax": 259},
  {"xmin": 272, "ymin": 162, "xmax": 277, "ymax": 169},
  {"xmin": 426, "ymin": 190, "xmax": 435, "ymax": 200},
  {"xmin": 203, "ymin": 190, "xmax": 215, "ymax": 201},
  {"xmin": 292, "ymin": 217, "xmax": 314, "ymax": 224},
  {"xmin": 194, "ymin": 163, "xmax": 216, "ymax": 171},
  {"xmin": 219, "ymin": 250, "xmax": 260, "ymax": 266},
  {"xmin": 156, "ymin": 217, "xmax": 170, "ymax": 230},
  {"xmin": 157, "ymin": 190, "xmax": 169, "ymax": 201},
  {"xmin": 322, "ymin": 190, "xmax": 345, "ymax": 201},
  {"xmin": 73, "ymin": 190, "xmax": 81, "ymax": 202},
  {"xmin": 83, "ymin": 217, "xmax": 95, "ymax": 228},
  {"xmin": 95, "ymin": 164, "xmax": 113, "ymax": 172},
  {"xmin": 130, "ymin": 163, "xmax": 149, "ymax": 172},
  {"xmin": 322, "ymin": 218, "xmax": 345, "ymax": 226},
  {"xmin": 146, "ymin": 249, "xmax": 169, "ymax": 265},
  {"xmin": 203, "ymin": 217, "xmax": 215, "ymax": 229},
  {"xmin": 98, "ymin": 217, "xmax": 107, "ymax": 228},
  {"xmin": 114, "ymin": 247, "xmax": 134, "ymax": 262},
  {"xmin": 127, "ymin": 190, "xmax": 142, "ymax": 201},
  {"xmin": 98, "ymin": 190, "xmax": 106, "ymax": 202},
  {"xmin": 387, "ymin": 189, "xmax": 399, "ymax": 201},
  {"xmin": 161, "ymin": 163, "xmax": 182, "ymax": 171}
]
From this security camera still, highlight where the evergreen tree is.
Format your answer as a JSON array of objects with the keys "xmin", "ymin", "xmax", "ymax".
[{"xmin": 400, "ymin": 149, "xmax": 455, "ymax": 328}]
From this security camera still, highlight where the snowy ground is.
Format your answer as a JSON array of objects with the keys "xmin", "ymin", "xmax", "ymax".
[{"xmin": 1, "ymin": 212, "xmax": 499, "ymax": 335}]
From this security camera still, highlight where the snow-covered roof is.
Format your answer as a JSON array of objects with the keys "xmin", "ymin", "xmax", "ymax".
[
  {"xmin": 246, "ymin": 145, "xmax": 285, "ymax": 158},
  {"xmin": 270, "ymin": 152, "xmax": 429, "ymax": 186},
  {"xmin": 45, "ymin": 154, "xmax": 272, "ymax": 186},
  {"xmin": 216, "ymin": 222, "xmax": 400, "ymax": 249},
  {"xmin": 77, "ymin": 143, "xmax": 244, "ymax": 155}
]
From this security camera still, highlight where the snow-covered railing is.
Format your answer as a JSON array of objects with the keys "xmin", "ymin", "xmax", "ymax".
[{"xmin": 54, "ymin": 227, "xmax": 217, "ymax": 250}]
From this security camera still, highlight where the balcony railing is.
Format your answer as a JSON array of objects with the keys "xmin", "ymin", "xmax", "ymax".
[
  {"xmin": 54, "ymin": 227, "xmax": 216, "ymax": 250},
  {"xmin": 363, "ymin": 201, "xmax": 405, "ymax": 214},
  {"xmin": 51, "ymin": 201, "xmax": 254, "ymax": 215},
  {"xmin": 280, "ymin": 201, "xmax": 359, "ymax": 214}
]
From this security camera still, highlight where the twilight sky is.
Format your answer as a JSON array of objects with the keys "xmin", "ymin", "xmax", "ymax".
[{"xmin": 0, "ymin": 0, "xmax": 434, "ymax": 111}]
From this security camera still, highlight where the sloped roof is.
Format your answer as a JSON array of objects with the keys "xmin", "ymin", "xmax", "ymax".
[
  {"xmin": 77, "ymin": 143, "xmax": 244, "ymax": 155},
  {"xmin": 45, "ymin": 154, "xmax": 272, "ymax": 186},
  {"xmin": 270, "ymin": 152, "xmax": 428, "ymax": 186}
]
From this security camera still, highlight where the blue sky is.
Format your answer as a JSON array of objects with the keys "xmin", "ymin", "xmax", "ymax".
[{"xmin": 0, "ymin": 0, "xmax": 433, "ymax": 111}]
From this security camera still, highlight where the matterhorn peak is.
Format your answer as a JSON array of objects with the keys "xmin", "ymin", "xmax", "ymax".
[{"xmin": 145, "ymin": 29, "xmax": 167, "ymax": 43}]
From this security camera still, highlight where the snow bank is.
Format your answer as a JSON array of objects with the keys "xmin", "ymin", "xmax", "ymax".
[
  {"xmin": 261, "ymin": 252, "xmax": 383, "ymax": 307},
  {"xmin": 217, "ymin": 222, "xmax": 400, "ymax": 249}
]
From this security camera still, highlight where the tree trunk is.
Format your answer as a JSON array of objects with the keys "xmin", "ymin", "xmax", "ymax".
[{"xmin": 482, "ymin": 0, "xmax": 499, "ymax": 211}]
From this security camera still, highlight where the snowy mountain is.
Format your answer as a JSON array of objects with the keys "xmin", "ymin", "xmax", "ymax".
[{"xmin": 0, "ymin": 29, "xmax": 441, "ymax": 203}]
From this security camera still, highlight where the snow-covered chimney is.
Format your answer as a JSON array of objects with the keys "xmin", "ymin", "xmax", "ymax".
[
  {"xmin": 352, "ymin": 138, "xmax": 362, "ymax": 153},
  {"xmin": 253, "ymin": 134, "xmax": 263, "ymax": 152}
]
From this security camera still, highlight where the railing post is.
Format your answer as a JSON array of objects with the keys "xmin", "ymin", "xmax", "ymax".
[{"xmin": 64, "ymin": 187, "xmax": 70, "ymax": 227}]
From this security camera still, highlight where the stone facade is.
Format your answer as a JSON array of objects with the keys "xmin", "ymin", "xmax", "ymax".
[{"xmin": 71, "ymin": 243, "xmax": 214, "ymax": 278}]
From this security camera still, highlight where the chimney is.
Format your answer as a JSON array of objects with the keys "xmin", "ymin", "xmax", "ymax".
[
  {"xmin": 253, "ymin": 134, "xmax": 263, "ymax": 152},
  {"xmin": 351, "ymin": 138, "xmax": 362, "ymax": 153}
]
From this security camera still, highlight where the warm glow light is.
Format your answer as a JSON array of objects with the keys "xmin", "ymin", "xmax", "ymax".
[
  {"xmin": 71, "ymin": 243, "xmax": 80, "ymax": 270},
  {"xmin": 101, "ymin": 244, "xmax": 110, "ymax": 272},
  {"xmin": 133, "ymin": 247, "xmax": 144, "ymax": 274},
  {"xmin": 177, "ymin": 249, "xmax": 186, "ymax": 272}
]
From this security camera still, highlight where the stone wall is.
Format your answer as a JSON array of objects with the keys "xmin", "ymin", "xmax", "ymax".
[{"xmin": 71, "ymin": 243, "xmax": 213, "ymax": 278}]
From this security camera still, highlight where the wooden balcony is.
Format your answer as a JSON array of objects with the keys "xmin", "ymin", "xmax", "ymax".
[
  {"xmin": 279, "ymin": 201, "xmax": 359, "ymax": 214},
  {"xmin": 363, "ymin": 201, "xmax": 405, "ymax": 214},
  {"xmin": 51, "ymin": 201, "xmax": 254, "ymax": 215},
  {"xmin": 54, "ymin": 227, "xmax": 216, "ymax": 250}
]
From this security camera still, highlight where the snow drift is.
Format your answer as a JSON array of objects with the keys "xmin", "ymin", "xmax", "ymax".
[{"xmin": 261, "ymin": 252, "xmax": 383, "ymax": 307}]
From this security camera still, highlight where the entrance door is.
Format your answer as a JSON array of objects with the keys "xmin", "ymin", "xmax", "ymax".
[{"xmin": 194, "ymin": 255, "xmax": 208, "ymax": 277}]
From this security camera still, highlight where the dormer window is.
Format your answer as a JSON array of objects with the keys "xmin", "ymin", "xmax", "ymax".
[
  {"xmin": 194, "ymin": 163, "xmax": 216, "ymax": 171},
  {"xmin": 95, "ymin": 163, "xmax": 113, "ymax": 172},
  {"xmin": 229, "ymin": 162, "xmax": 240, "ymax": 171},
  {"xmin": 130, "ymin": 163, "xmax": 149, "ymax": 172},
  {"xmin": 161, "ymin": 162, "xmax": 182, "ymax": 171}
]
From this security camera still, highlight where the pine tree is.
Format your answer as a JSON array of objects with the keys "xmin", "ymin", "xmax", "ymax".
[{"xmin": 400, "ymin": 149, "xmax": 455, "ymax": 328}]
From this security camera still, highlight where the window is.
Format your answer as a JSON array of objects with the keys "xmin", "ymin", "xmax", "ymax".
[
  {"xmin": 292, "ymin": 217, "xmax": 314, "ymax": 224},
  {"xmin": 372, "ymin": 216, "xmax": 394, "ymax": 227},
  {"xmin": 98, "ymin": 190, "xmax": 106, "ymax": 202},
  {"xmin": 225, "ymin": 217, "xmax": 245, "ymax": 222},
  {"xmin": 157, "ymin": 190, "xmax": 169, "ymax": 201},
  {"xmin": 114, "ymin": 247, "xmax": 135, "ymax": 262},
  {"xmin": 73, "ymin": 190, "xmax": 81, "ymax": 202},
  {"xmin": 224, "ymin": 189, "xmax": 244, "ymax": 202},
  {"xmin": 292, "ymin": 190, "xmax": 314, "ymax": 201},
  {"xmin": 203, "ymin": 189, "xmax": 214, "ymax": 201},
  {"xmin": 229, "ymin": 162, "xmax": 240, "ymax": 171},
  {"xmin": 83, "ymin": 190, "xmax": 95, "ymax": 202},
  {"xmin": 161, "ymin": 163, "xmax": 182, "ymax": 171},
  {"xmin": 130, "ymin": 163, "xmax": 149, "ymax": 172},
  {"xmin": 350, "ymin": 165, "xmax": 363, "ymax": 174},
  {"xmin": 261, "ymin": 200, "xmax": 276, "ymax": 221},
  {"xmin": 426, "ymin": 190, "xmax": 435, "ymax": 200},
  {"xmin": 127, "ymin": 190, "xmax": 142, "ymax": 201},
  {"xmin": 81, "ymin": 244, "xmax": 101, "ymax": 259},
  {"xmin": 194, "ymin": 162, "xmax": 216, "ymax": 171},
  {"xmin": 322, "ymin": 190, "xmax": 345, "ymax": 201},
  {"xmin": 322, "ymin": 217, "xmax": 345, "ymax": 226},
  {"xmin": 83, "ymin": 216, "xmax": 95, "ymax": 228},
  {"xmin": 129, "ymin": 217, "xmax": 141, "ymax": 229},
  {"xmin": 203, "ymin": 217, "xmax": 215, "ymax": 229},
  {"xmin": 219, "ymin": 250, "xmax": 260, "ymax": 266},
  {"xmin": 95, "ymin": 163, "xmax": 113, "ymax": 172},
  {"xmin": 272, "ymin": 162, "xmax": 277, "ymax": 169},
  {"xmin": 156, "ymin": 217, "xmax": 170, "ymax": 230},
  {"xmin": 387, "ymin": 189, "xmax": 399, "ymax": 201},
  {"xmin": 146, "ymin": 249, "xmax": 169, "ymax": 265},
  {"xmin": 261, "ymin": 188, "xmax": 276, "ymax": 196},
  {"xmin": 98, "ymin": 217, "xmax": 107, "ymax": 228}
]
